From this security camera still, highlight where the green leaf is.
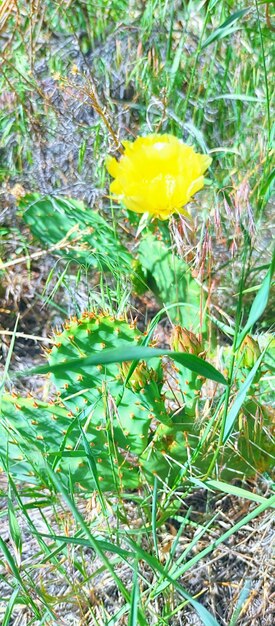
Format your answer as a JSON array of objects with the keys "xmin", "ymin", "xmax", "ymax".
[
  {"xmin": 190, "ymin": 478, "xmax": 272, "ymax": 505},
  {"xmin": 128, "ymin": 557, "xmax": 140, "ymax": 626},
  {"xmin": 18, "ymin": 345, "xmax": 227, "ymax": 386},
  {"xmin": 2, "ymin": 587, "xmax": 20, "ymax": 626},
  {"xmin": 222, "ymin": 352, "xmax": 265, "ymax": 443},
  {"xmin": 201, "ymin": 8, "xmax": 250, "ymax": 50},
  {"xmin": 126, "ymin": 538, "xmax": 221, "ymax": 626},
  {"xmin": 236, "ymin": 251, "xmax": 275, "ymax": 348}
]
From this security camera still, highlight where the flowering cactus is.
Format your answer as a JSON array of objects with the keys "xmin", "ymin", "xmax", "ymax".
[{"xmin": 106, "ymin": 134, "xmax": 212, "ymax": 220}]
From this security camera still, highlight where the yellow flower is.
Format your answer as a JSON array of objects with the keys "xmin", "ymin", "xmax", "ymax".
[{"xmin": 106, "ymin": 134, "xmax": 212, "ymax": 220}]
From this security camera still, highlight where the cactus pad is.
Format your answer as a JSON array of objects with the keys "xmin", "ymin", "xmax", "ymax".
[{"xmin": 19, "ymin": 194, "xmax": 132, "ymax": 271}]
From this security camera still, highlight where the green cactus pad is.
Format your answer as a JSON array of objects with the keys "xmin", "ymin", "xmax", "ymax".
[
  {"xmin": 46, "ymin": 313, "xmax": 168, "ymax": 489},
  {"xmin": 137, "ymin": 233, "xmax": 203, "ymax": 329},
  {"xmin": 19, "ymin": 194, "xmax": 132, "ymax": 271}
]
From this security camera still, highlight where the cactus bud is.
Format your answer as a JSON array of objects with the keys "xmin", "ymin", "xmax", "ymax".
[
  {"xmin": 240, "ymin": 336, "xmax": 261, "ymax": 369},
  {"xmin": 120, "ymin": 360, "xmax": 153, "ymax": 390},
  {"xmin": 171, "ymin": 326, "xmax": 205, "ymax": 358}
]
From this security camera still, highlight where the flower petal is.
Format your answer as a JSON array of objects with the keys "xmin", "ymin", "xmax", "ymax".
[
  {"xmin": 106, "ymin": 156, "xmax": 119, "ymax": 178},
  {"xmin": 106, "ymin": 134, "xmax": 211, "ymax": 220}
]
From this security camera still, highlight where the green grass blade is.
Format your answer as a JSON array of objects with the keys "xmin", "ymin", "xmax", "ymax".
[
  {"xmin": 152, "ymin": 477, "xmax": 159, "ymax": 559},
  {"xmin": 45, "ymin": 466, "xmax": 148, "ymax": 626},
  {"xmin": 2, "ymin": 587, "xmax": 20, "ymax": 626},
  {"xmin": 0, "ymin": 537, "xmax": 41, "ymax": 618},
  {"xmin": 157, "ymin": 514, "xmax": 218, "ymax": 593},
  {"xmin": 0, "ymin": 315, "xmax": 19, "ymax": 392},
  {"xmin": 8, "ymin": 491, "xmax": 22, "ymax": 565},
  {"xmin": 207, "ymin": 93, "xmax": 264, "ymax": 103},
  {"xmin": 17, "ymin": 345, "xmax": 227, "ymax": 385},
  {"xmin": 30, "ymin": 531, "xmax": 134, "ymax": 558},
  {"xmin": 255, "ymin": 0, "xmax": 271, "ymax": 142},
  {"xmin": 236, "ymin": 251, "xmax": 275, "ymax": 349},
  {"xmin": 222, "ymin": 352, "xmax": 265, "ymax": 442},
  {"xmin": 201, "ymin": 8, "xmax": 250, "ymax": 49},
  {"xmin": 78, "ymin": 422, "xmax": 108, "ymax": 517},
  {"xmin": 128, "ymin": 557, "xmax": 141, "ymax": 626},
  {"xmin": 190, "ymin": 478, "xmax": 273, "ymax": 505},
  {"xmin": 126, "ymin": 538, "xmax": 221, "ymax": 626},
  {"xmin": 229, "ymin": 580, "xmax": 251, "ymax": 626},
  {"xmin": 153, "ymin": 494, "xmax": 275, "ymax": 597}
]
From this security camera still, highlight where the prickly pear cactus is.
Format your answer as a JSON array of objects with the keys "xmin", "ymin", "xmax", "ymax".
[
  {"xmin": 0, "ymin": 315, "xmax": 166, "ymax": 490},
  {"xmin": 19, "ymin": 194, "xmax": 132, "ymax": 271},
  {"xmin": 232, "ymin": 336, "xmax": 274, "ymax": 477},
  {"xmin": 169, "ymin": 326, "xmax": 206, "ymax": 416},
  {"xmin": 45, "ymin": 312, "xmax": 169, "ymax": 490},
  {"xmin": 139, "ymin": 329, "xmax": 274, "ymax": 484},
  {"xmin": 137, "ymin": 233, "xmax": 204, "ymax": 328},
  {"xmin": 212, "ymin": 335, "xmax": 274, "ymax": 480},
  {"xmin": 0, "ymin": 395, "xmax": 76, "ymax": 485},
  {"xmin": 0, "ymin": 315, "xmax": 157, "ymax": 490},
  {"xmin": 1, "ymin": 322, "xmax": 273, "ymax": 492}
]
